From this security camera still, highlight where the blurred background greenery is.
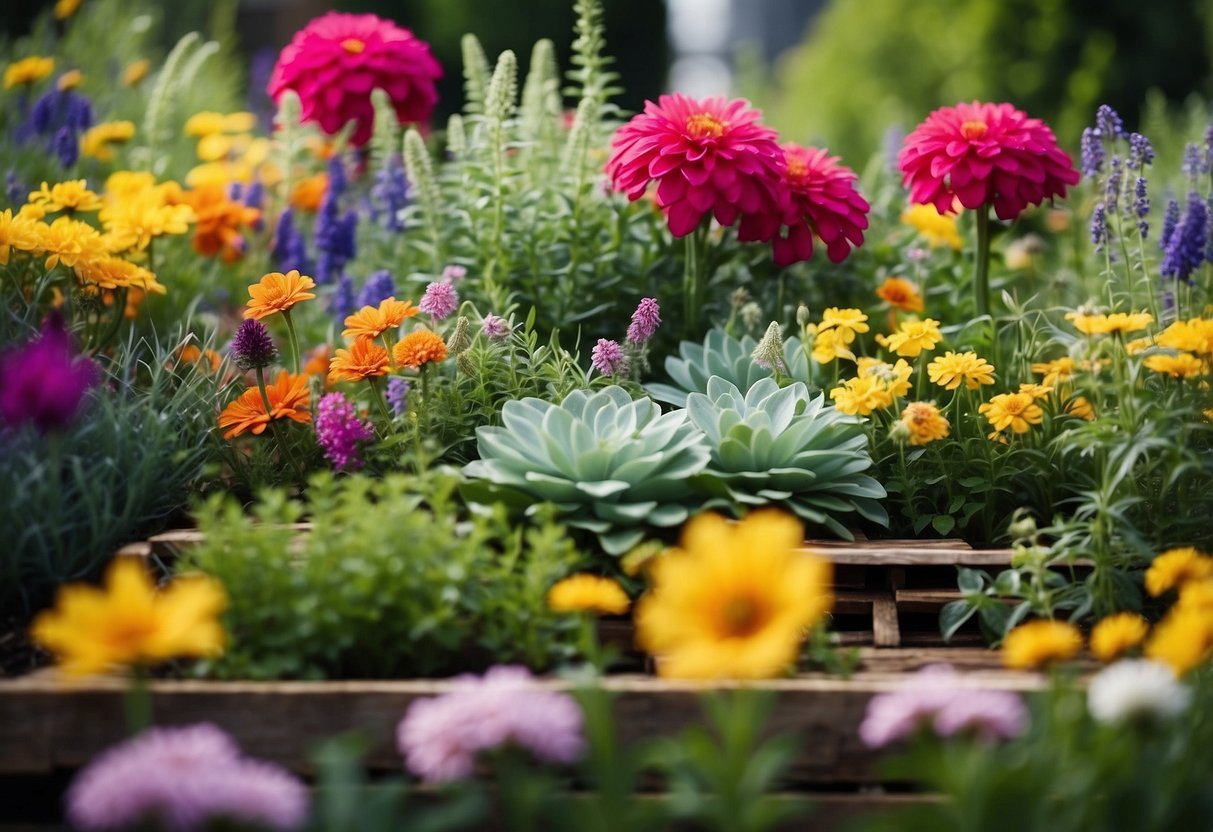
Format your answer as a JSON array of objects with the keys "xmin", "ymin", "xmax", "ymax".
[{"xmin": 2, "ymin": 0, "xmax": 1211, "ymax": 161}]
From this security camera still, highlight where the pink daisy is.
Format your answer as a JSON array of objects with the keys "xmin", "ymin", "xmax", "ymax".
[
  {"xmin": 899, "ymin": 101, "xmax": 1079, "ymax": 221},
  {"xmin": 739, "ymin": 143, "xmax": 870, "ymax": 265},
  {"xmin": 605, "ymin": 94, "xmax": 784, "ymax": 238},
  {"xmin": 268, "ymin": 12, "xmax": 442, "ymax": 147}
]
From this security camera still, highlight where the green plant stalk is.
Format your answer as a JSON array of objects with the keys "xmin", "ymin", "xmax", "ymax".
[
  {"xmin": 974, "ymin": 206, "xmax": 992, "ymax": 320},
  {"xmin": 366, "ymin": 376, "xmax": 394, "ymax": 427},
  {"xmin": 125, "ymin": 665, "xmax": 153, "ymax": 735},
  {"xmin": 281, "ymin": 310, "xmax": 301, "ymax": 374},
  {"xmin": 255, "ymin": 367, "xmax": 306, "ymax": 482},
  {"xmin": 90, "ymin": 287, "xmax": 128, "ymax": 356},
  {"xmin": 684, "ymin": 223, "xmax": 710, "ymax": 339}
]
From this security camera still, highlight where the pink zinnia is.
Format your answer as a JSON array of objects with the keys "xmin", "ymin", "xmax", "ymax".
[
  {"xmin": 66, "ymin": 723, "xmax": 308, "ymax": 831},
  {"xmin": 605, "ymin": 94, "xmax": 784, "ymax": 237},
  {"xmin": 397, "ymin": 666, "xmax": 584, "ymax": 784},
  {"xmin": 739, "ymin": 143, "xmax": 870, "ymax": 265},
  {"xmin": 899, "ymin": 101, "xmax": 1079, "ymax": 221},
  {"xmin": 268, "ymin": 12, "xmax": 442, "ymax": 147}
]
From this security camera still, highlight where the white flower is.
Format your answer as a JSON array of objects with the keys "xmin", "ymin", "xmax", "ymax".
[{"xmin": 1087, "ymin": 659, "xmax": 1191, "ymax": 724}]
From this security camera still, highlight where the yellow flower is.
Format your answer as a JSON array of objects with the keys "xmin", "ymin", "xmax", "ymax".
[
  {"xmin": 54, "ymin": 0, "xmax": 83, "ymax": 20},
  {"xmin": 1156, "ymin": 318, "xmax": 1213, "ymax": 357},
  {"xmin": 899, "ymin": 401, "xmax": 950, "ymax": 445},
  {"xmin": 4, "ymin": 56, "xmax": 54, "ymax": 89},
  {"xmin": 875, "ymin": 276, "xmax": 924, "ymax": 313},
  {"xmin": 0, "ymin": 208, "xmax": 42, "ymax": 266},
  {"xmin": 30, "ymin": 558, "xmax": 226, "ymax": 677},
  {"xmin": 1064, "ymin": 395, "xmax": 1095, "ymax": 421},
  {"xmin": 56, "ymin": 69, "xmax": 84, "ymax": 91},
  {"xmin": 1065, "ymin": 310, "xmax": 1153, "ymax": 336},
  {"xmin": 184, "ymin": 111, "xmax": 227, "ymax": 137},
  {"xmin": 100, "ymin": 195, "xmax": 194, "ymax": 252},
  {"xmin": 1031, "ymin": 356, "xmax": 1076, "ymax": 386},
  {"xmin": 547, "ymin": 574, "xmax": 630, "ymax": 616},
  {"xmin": 223, "ymin": 112, "xmax": 258, "ymax": 133},
  {"xmin": 80, "ymin": 121, "xmax": 135, "ymax": 162},
  {"xmin": 818, "ymin": 307, "xmax": 869, "ymax": 344},
  {"xmin": 35, "ymin": 216, "xmax": 109, "ymax": 269},
  {"xmin": 811, "ymin": 327, "xmax": 855, "ymax": 364},
  {"xmin": 1145, "ymin": 608, "xmax": 1213, "ymax": 676},
  {"xmin": 879, "ymin": 318, "xmax": 942, "ymax": 358},
  {"xmin": 28, "ymin": 180, "xmax": 104, "ymax": 213},
  {"xmin": 1017, "ymin": 382, "xmax": 1054, "ymax": 400},
  {"xmin": 1089, "ymin": 613, "xmax": 1148, "ymax": 663},
  {"xmin": 1145, "ymin": 547, "xmax": 1213, "ymax": 597},
  {"xmin": 1001, "ymin": 619, "xmax": 1082, "ymax": 670},
  {"xmin": 901, "ymin": 202, "xmax": 962, "ymax": 250},
  {"xmin": 121, "ymin": 59, "xmax": 150, "ymax": 87},
  {"xmin": 75, "ymin": 256, "xmax": 165, "ymax": 295},
  {"xmin": 635, "ymin": 510, "xmax": 832, "ymax": 679},
  {"xmin": 1144, "ymin": 352, "xmax": 1206, "ymax": 378},
  {"xmin": 927, "ymin": 351, "xmax": 995, "ymax": 391},
  {"xmin": 979, "ymin": 392, "xmax": 1043, "ymax": 435},
  {"xmin": 197, "ymin": 133, "xmax": 235, "ymax": 162},
  {"xmin": 859, "ymin": 357, "xmax": 913, "ymax": 398},
  {"xmin": 830, "ymin": 374, "xmax": 894, "ymax": 416},
  {"xmin": 1176, "ymin": 580, "xmax": 1213, "ymax": 615}
]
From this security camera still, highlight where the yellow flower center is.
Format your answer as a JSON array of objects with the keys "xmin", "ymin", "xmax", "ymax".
[
  {"xmin": 102, "ymin": 613, "xmax": 158, "ymax": 655},
  {"xmin": 686, "ymin": 113, "xmax": 726, "ymax": 140},
  {"xmin": 341, "ymin": 38, "xmax": 366, "ymax": 55},
  {"xmin": 785, "ymin": 155, "xmax": 808, "ymax": 179},
  {"xmin": 961, "ymin": 120, "xmax": 989, "ymax": 140},
  {"xmin": 720, "ymin": 596, "xmax": 765, "ymax": 637}
]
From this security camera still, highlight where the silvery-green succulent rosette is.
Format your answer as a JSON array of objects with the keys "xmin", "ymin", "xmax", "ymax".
[
  {"xmin": 686, "ymin": 377, "xmax": 887, "ymax": 539},
  {"xmin": 646, "ymin": 329, "xmax": 811, "ymax": 407},
  {"xmin": 462, "ymin": 386, "xmax": 710, "ymax": 556}
]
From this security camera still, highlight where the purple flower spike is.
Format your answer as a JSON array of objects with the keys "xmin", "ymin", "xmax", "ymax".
[
  {"xmin": 66, "ymin": 723, "xmax": 308, "ymax": 832},
  {"xmin": 314, "ymin": 393, "xmax": 374, "ymax": 471},
  {"xmin": 419, "ymin": 281, "xmax": 459, "ymax": 321},
  {"xmin": 626, "ymin": 298, "xmax": 662, "ymax": 344},
  {"xmin": 231, "ymin": 319, "xmax": 278, "ymax": 371},
  {"xmin": 0, "ymin": 313, "xmax": 98, "ymax": 434},
  {"xmin": 590, "ymin": 339, "xmax": 628, "ymax": 377},
  {"xmin": 481, "ymin": 314, "xmax": 511, "ymax": 341}
]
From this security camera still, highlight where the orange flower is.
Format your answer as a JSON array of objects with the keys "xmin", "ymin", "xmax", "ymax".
[
  {"xmin": 876, "ymin": 276, "xmax": 924, "ymax": 313},
  {"xmin": 217, "ymin": 370, "xmax": 312, "ymax": 439},
  {"xmin": 342, "ymin": 298, "xmax": 418, "ymax": 342},
  {"xmin": 393, "ymin": 329, "xmax": 448, "ymax": 369},
  {"xmin": 170, "ymin": 344, "xmax": 222, "ymax": 373},
  {"xmin": 184, "ymin": 184, "xmax": 260, "ymax": 263},
  {"xmin": 244, "ymin": 269, "xmax": 316, "ymax": 320},
  {"xmin": 328, "ymin": 339, "xmax": 391, "ymax": 383},
  {"xmin": 303, "ymin": 344, "xmax": 332, "ymax": 377},
  {"xmin": 290, "ymin": 173, "xmax": 328, "ymax": 211}
]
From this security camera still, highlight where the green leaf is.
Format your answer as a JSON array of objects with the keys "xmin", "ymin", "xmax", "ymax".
[
  {"xmin": 957, "ymin": 567, "xmax": 986, "ymax": 594},
  {"xmin": 931, "ymin": 514, "xmax": 956, "ymax": 536},
  {"xmin": 940, "ymin": 600, "xmax": 978, "ymax": 642}
]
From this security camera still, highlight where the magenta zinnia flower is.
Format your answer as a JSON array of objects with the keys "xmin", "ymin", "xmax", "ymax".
[
  {"xmin": 899, "ymin": 101, "xmax": 1079, "ymax": 221},
  {"xmin": 268, "ymin": 12, "xmax": 442, "ymax": 147},
  {"xmin": 67, "ymin": 723, "xmax": 308, "ymax": 831},
  {"xmin": 739, "ymin": 143, "xmax": 870, "ymax": 265},
  {"xmin": 0, "ymin": 312, "xmax": 98, "ymax": 434},
  {"xmin": 605, "ymin": 94, "xmax": 784, "ymax": 237}
]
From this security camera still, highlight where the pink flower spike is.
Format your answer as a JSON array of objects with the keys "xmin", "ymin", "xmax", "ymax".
[
  {"xmin": 591, "ymin": 339, "xmax": 628, "ymax": 377},
  {"xmin": 419, "ymin": 281, "xmax": 459, "ymax": 321},
  {"xmin": 626, "ymin": 298, "xmax": 662, "ymax": 344}
]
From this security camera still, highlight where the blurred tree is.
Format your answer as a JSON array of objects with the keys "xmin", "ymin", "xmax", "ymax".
[
  {"xmin": 766, "ymin": 0, "xmax": 1213, "ymax": 162},
  {"xmin": 334, "ymin": 0, "xmax": 667, "ymax": 116}
]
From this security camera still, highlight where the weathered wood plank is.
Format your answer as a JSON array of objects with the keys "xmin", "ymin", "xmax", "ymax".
[{"xmin": 871, "ymin": 596, "xmax": 901, "ymax": 648}]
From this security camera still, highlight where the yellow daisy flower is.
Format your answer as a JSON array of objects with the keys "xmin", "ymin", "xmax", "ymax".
[
  {"xmin": 879, "ymin": 318, "xmax": 942, "ymax": 358},
  {"xmin": 547, "ymin": 574, "xmax": 630, "ymax": 616},
  {"xmin": 1089, "ymin": 613, "xmax": 1148, "ymax": 663},
  {"xmin": 1001, "ymin": 619, "xmax": 1082, "ymax": 670},
  {"xmin": 926, "ymin": 351, "xmax": 995, "ymax": 391},
  {"xmin": 979, "ymin": 392, "xmax": 1043, "ymax": 435},
  {"xmin": 830, "ymin": 374, "xmax": 894, "ymax": 416},
  {"xmin": 1145, "ymin": 547, "xmax": 1213, "ymax": 597},
  {"xmin": 28, "ymin": 180, "xmax": 104, "ymax": 213},
  {"xmin": 1144, "ymin": 352, "xmax": 1206, "ymax": 378},
  {"xmin": 901, "ymin": 202, "xmax": 962, "ymax": 250},
  {"xmin": 4, "ymin": 56, "xmax": 54, "ymax": 90},
  {"xmin": 899, "ymin": 401, "xmax": 950, "ymax": 446}
]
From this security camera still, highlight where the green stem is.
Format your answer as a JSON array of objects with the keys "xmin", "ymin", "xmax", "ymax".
[
  {"xmin": 257, "ymin": 367, "xmax": 306, "ymax": 482},
  {"xmin": 974, "ymin": 206, "xmax": 992, "ymax": 320},
  {"xmin": 124, "ymin": 665, "xmax": 153, "ymax": 735},
  {"xmin": 367, "ymin": 376, "xmax": 394, "ymax": 427},
  {"xmin": 683, "ymin": 223, "xmax": 710, "ymax": 339},
  {"xmin": 281, "ymin": 310, "xmax": 301, "ymax": 374}
]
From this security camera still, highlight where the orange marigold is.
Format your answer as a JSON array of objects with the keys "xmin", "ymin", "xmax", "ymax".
[
  {"xmin": 393, "ymin": 329, "xmax": 448, "ymax": 369},
  {"xmin": 342, "ymin": 298, "xmax": 418, "ymax": 342},
  {"xmin": 244, "ymin": 269, "xmax": 316, "ymax": 320},
  {"xmin": 184, "ymin": 183, "xmax": 260, "ymax": 263},
  {"xmin": 328, "ymin": 339, "xmax": 391, "ymax": 383},
  {"xmin": 290, "ymin": 173, "xmax": 328, "ymax": 212},
  {"xmin": 217, "ymin": 370, "xmax": 312, "ymax": 439},
  {"xmin": 875, "ymin": 276, "xmax": 924, "ymax": 313}
]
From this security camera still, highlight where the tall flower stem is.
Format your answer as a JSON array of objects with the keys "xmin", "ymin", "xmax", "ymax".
[
  {"xmin": 281, "ymin": 310, "xmax": 301, "ymax": 374},
  {"xmin": 125, "ymin": 666, "xmax": 153, "ymax": 735},
  {"xmin": 683, "ymin": 222, "xmax": 711, "ymax": 339},
  {"xmin": 256, "ymin": 367, "xmax": 306, "ymax": 482},
  {"xmin": 973, "ymin": 206, "xmax": 992, "ymax": 321}
]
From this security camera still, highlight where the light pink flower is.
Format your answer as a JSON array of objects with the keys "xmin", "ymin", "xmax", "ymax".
[
  {"xmin": 626, "ymin": 298, "xmax": 662, "ymax": 344},
  {"xmin": 590, "ymin": 339, "xmax": 628, "ymax": 377},
  {"xmin": 268, "ymin": 12, "xmax": 442, "ymax": 146},
  {"xmin": 899, "ymin": 101, "xmax": 1079, "ymax": 221},
  {"xmin": 605, "ymin": 94, "xmax": 784, "ymax": 237},
  {"xmin": 419, "ymin": 281, "xmax": 459, "ymax": 321}
]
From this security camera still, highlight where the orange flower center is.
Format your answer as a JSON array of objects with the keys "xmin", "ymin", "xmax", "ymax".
[
  {"xmin": 686, "ymin": 113, "xmax": 726, "ymax": 140},
  {"xmin": 785, "ymin": 155, "xmax": 808, "ymax": 180},
  {"xmin": 720, "ymin": 595, "xmax": 766, "ymax": 637},
  {"xmin": 961, "ymin": 120, "xmax": 989, "ymax": 140},
  {"xmin": 341, "ymin": 38, "xmax": 366, "ymax": 54},
  {"xmin": 102, "ymin": 614, "xmax": 157, "ymax": 654},
  {"xmin": 1002, "ymin": 397, "xmax": 1027, "ymax": 415}
]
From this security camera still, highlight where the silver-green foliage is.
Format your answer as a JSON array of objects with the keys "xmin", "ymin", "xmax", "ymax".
[
  {"xmin": 687, "ymin": 377, "xmax": 887, "ymax": 539},
  {"xmin": 647, "ymin": 329, "xmax": 811, "ymax": 407},
  {"xmin": 463, "ymin": 386, "xmax": 709, "ymax": 556}
]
